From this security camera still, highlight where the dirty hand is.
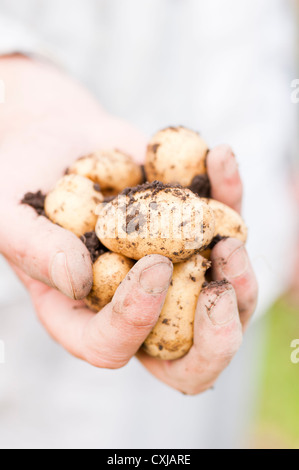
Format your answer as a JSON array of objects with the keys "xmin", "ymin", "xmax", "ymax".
[{"xmin": 0, "ymin": 56, "xmax": 258, "ymax": 395}]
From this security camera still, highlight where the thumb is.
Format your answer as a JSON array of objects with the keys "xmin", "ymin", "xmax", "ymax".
[
  {"xmin": 1, "ymin": 203, "xmax": 93, "ymax": 300},
  {"xmin": 82, "ymin": 255, "xmax": 173, "ymax": 368},
  {"xmin": 25, "ymin": 254, "xmax": 174, "ymax": 369}
]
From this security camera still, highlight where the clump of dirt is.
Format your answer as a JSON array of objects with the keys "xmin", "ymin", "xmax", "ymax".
[
  {"xmin": 21, "ymin": 191, "xmax": 47, "ymax": 217},
  {"xmin": 188, "ymin": 174, "xmax": 211, "ymax": 198},
  {"xmin": 80, "ymin": 232, "xmax": 108, "ymax": 263}
]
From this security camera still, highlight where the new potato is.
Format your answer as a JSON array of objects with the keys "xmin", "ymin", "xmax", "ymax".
[
  {"xmin": 67, "ymin": 149, "xmax": 143, "ymax": 196},
  {"xmin": 202, "ymin": 198, "xmax": 247, "ymax": 243},
  {"xmin": 45, "ymin": 174, "xmax": 104, "ymax": 237},
  {"xmin": 27, "ymin": 127, "xmax": 249, "ymax": 363},
  {"xmin": 145, "ymin": 127, "xmax": 209, "ymax": 186},
  {"xmin": 85, "ymin": 252, "xmax": 134, "ymax": 312},
  {"xmin": 143, "ymin": 253, "xmax": 210, "ymax": 360},
  {"xmin": 95, "ymin": 183, "xmax": 215, "ymax": 263}
]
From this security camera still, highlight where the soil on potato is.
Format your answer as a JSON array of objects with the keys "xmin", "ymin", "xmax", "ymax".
[
  {"xmin": 80, "ymin": 231, "xmax": 108, "ymax": 263},
  {"xmin": 120, "ymin": 181, "xmax": 189, "ymax": 204},
  {"xmin": 188, "ymin": 174, "xmax": 211, "ymax": 198},
  {"xmin": 140, "ymin": 165, "xmax": 147, "ymax": 184},
  {"xmin": 21, "ymin": 191, "xmax": 47, "ymax": 217},
  {"xmin": 207, "ymin": 234, "xmax": 228, "ymax": 250},
  {"xmin": 121, "ymin": 177, "xmax": 212, "ymax": 203}
]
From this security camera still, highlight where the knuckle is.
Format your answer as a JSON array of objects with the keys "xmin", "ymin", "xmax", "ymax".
[
  {"xmin": 123, "ymin": 313, "xmax": 159, "ymax": 330},
  {"xmin": 14, "ymin": 244, "xmax": 27, "ymax": 263},
  {"xmin": 83, "ymin": 345, "xmax": 129, "ymax": 370},
  {"xmin": 238, "ymin": 276, "xmax": 259, "ymax": 316},
  {"xmin": 212, "ymin": 323, "xmax": 243, "ymax": 361},
  {"xmin": 82, "ymin": 329, "xmax": 129, "ymax": 370},
  {"xmin": 222, "ymin": 328, "xmax": 243, "ymax": 358},
  {"xmin": 247, "ymin": 277, "xmax": 259, "ymax": 306},
  {"xmin": 112, "ymin": 297, "xmax": 160, "ymax": 330}
]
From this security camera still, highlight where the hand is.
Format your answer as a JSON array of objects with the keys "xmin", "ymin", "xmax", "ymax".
[
  {"xmin": 0, "ymin": 54, "xmax": 147, "ymax": 297},
  {"xmin": 0, "ymin": 56, "xmax": 174, "ymax": 367},
  {"xmin": 138, "ymin": 145, "xmax": 258, "ymax": 394},
  {"xmin": 0, "ymin": 57, "xmax": 258, "ymax": 395}
]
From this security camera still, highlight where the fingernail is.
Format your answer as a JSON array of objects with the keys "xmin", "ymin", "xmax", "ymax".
[
  {"xmin": 221, "ymin": 245, "xmax": 248, "ymax": 279},
  {"xmin": 140, "ymin": 262, "xmax": 173, "ymax": 295},
  {"xmin": 224, "ymin": 151, "xmax": 238, "ymax": 178},
  {"xmin": 207, "ymin": 289, "xmax": 236, "ymax": 326},
  {"xmin": 50, "ymin": 252, "xmax": 75, "ymax": 299}
]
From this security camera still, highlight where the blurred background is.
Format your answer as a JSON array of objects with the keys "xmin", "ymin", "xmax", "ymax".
[
  {"xmin": 0, "ymin": 0, "xmax": 298, "ymax": 449},
  {"xmin": 250, "ymin": 0, "xmax": 299, "ymax": 449}
]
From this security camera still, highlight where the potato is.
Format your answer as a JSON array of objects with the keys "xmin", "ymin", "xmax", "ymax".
[
  {"xmin": 145, "ymin": 127, "xmax": 209, "ymax": 186},
  {"xmin": 143, "ymin": 253, "xmax": 210, "ymax": 360},
  {"xmin": 45, "ymin": 174, "xmax": 103, "ymax": 237},
  {"xmin": 67, "ymin": 149, "xmax": 143, "ymax": 196},
  {"xmin": 84, "ymin": 252, "xmax": 134, "ymax": 312},
  {"xmin": 95, "ymin": 181, "xmax": 215, "ymax": 263},
  {"xmin": 201, "ymin": 198, "xmax": 248, "ymax": 243}
]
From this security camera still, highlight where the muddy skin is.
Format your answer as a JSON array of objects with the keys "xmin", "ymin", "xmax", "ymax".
[{"xmin": 202, "ymin": 279, "xmax": 232, "ymax": 314}]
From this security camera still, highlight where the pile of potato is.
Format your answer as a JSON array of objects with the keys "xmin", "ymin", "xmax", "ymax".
[{"xmin": 43, "ymin": 127, "xmax": 247, "ymax": 360}]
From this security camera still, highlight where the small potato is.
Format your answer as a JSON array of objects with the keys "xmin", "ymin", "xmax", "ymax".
[
  {"xmin": 145, "ymin": 127, "xmax": 209, "ymax": 187},
  {"xmin": 67, "ymin": 149, "xmax": 143, "ymax": 196},
  {"xmin": 45, "ymin": 174, "xmax": 103, "ymax": 237},
  {"xmin": 84, "ymin": 252, "xmax": 134, "ymax": 312},
  {"xmin": 96, "ymin": 182, "xmax": 215, "ymax": 263},
  {"xmin": 201, "ymin": 198, "xmax": 248, "ymax": 243},
  {"xmin": 143, "ymin": 253, "xmax": 209, "ymax": 360}
]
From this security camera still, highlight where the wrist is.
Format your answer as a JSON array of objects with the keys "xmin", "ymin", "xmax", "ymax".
[{"xmin": 0, "ymin": 56, "xmax": 105, "ymax": 137}]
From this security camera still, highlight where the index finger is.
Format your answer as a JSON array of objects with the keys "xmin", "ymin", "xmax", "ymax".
[{"xmin": 138, "ymin": 283, "xmax": 242, "ymax": 395}]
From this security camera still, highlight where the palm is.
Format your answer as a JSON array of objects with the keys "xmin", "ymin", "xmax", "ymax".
[{"xmin": 0, "ymin": 57, "xmax": 258, "ymax": 394}]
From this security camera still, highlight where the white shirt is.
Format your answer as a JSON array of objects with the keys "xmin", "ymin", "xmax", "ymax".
[{"xmin": 0, "ymin": 0, "xmax": 297, "ymax": 449}]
